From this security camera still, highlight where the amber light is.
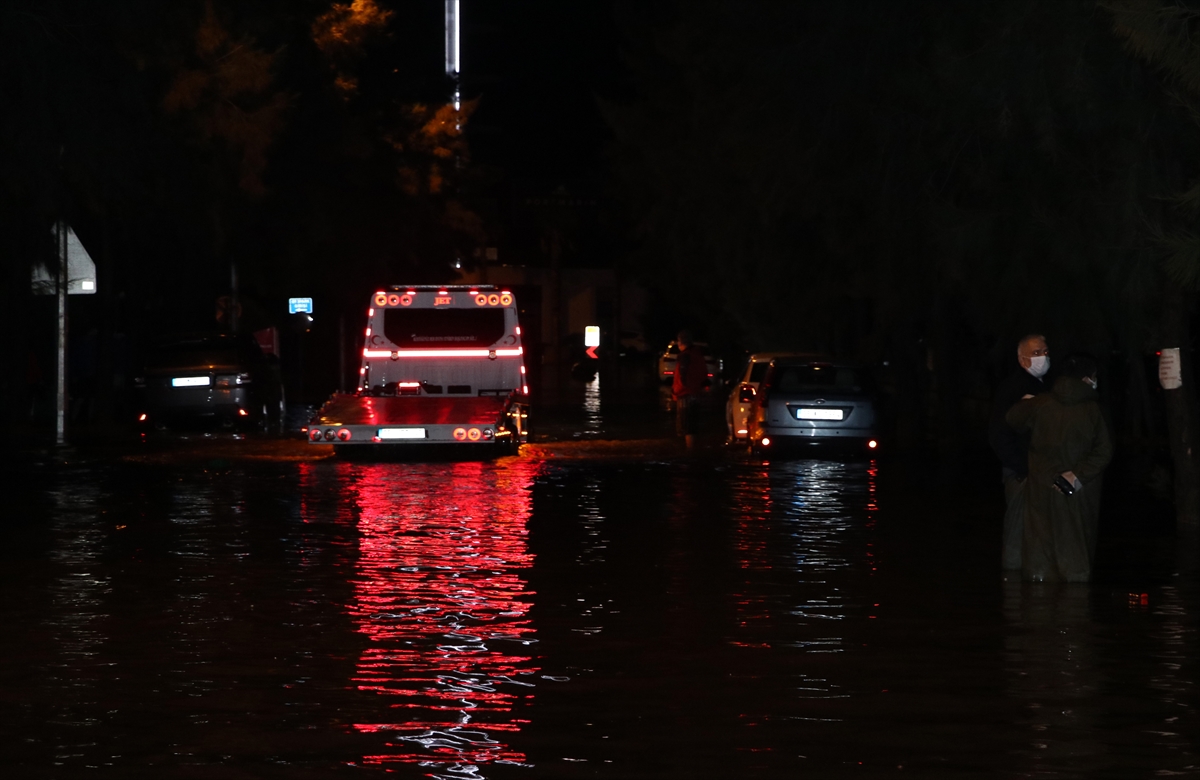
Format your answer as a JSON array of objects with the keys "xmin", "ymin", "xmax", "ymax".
[
  {"xmin": 475, "ymin": 294, "xmax": 488, "ymax": 306},
  {"xmin": 374, "ymin": 293, "xmax": 388, "ymax": 307},
  {"xmin": 387, "ymin": 294, "xmax": 401, "ymax": 306},
  {"xmin": 499, "ymin": 292, "xmax": 513, "ymax": 306},
  {"xmin": 453, "ymin": 427, "xmax": 468, "ymax": 441},
  {"xmin": 467, "ymin": 427, "xmax": 483, "ymax": 441}
]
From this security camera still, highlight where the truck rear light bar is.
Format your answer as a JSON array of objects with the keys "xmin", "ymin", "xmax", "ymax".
[{"xmin": 362, "ymin": 347, "xmax": 523, "ymax": 358}]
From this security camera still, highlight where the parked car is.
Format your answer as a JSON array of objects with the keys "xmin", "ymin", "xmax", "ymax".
[
  {"xmin": 749, "ymin": 357, "xmax": 879, "ymax": 453},
  {"xmin": 134, "ymin": 332, "xmax": 284, "ymax": 432},
  {"xmin": 725, "ymin": 352, "xmax": 823, "ymax": 443},
  {"xmin": 656, "ymin": 341, "xmax": 722, "ymax": 388}
]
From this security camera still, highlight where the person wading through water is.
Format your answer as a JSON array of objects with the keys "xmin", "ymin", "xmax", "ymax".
[
  {"xmin": 988, "ymin": 334, "xmax": 1052, "ymax": 572},
  {"xmin": 1005, "ymin": 353, "xmax": 1111, "ymax": 582},
  {"xmin": 672, "ymin": 330, "xmax": 708, "ymax": 450}
]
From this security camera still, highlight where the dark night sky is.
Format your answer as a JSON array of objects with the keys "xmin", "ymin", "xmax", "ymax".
[{"xmin": 462, "ymin": 1, "xmax": 624, "ymax": 192}]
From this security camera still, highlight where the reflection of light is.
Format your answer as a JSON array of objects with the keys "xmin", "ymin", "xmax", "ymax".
[
  {"xmin": 582, "ymin": 374, "xmax": 602, "ymax": 434},
  {"xmin": 344, "ymin": 459, "xmax": 542, "ymax": 771}
]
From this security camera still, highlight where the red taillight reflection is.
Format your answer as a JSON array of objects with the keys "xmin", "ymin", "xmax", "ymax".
[
  {"xmin": 337, "ymin": 428, "xmax": 352, "ymax": 441},
  {"xmin": 336, "ymin": 459, "xmax": 542, "ymax": 769}
]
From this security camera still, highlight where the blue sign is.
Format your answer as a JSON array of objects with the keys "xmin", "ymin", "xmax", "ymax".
[{"xmin": 288, "ymin": 297, "xmax": 313, "ymax": 314}]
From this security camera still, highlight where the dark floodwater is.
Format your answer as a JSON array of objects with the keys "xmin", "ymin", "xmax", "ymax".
[{"xmin": 2, "ymin": 446, "xmax": 1197, "ymax": 778}]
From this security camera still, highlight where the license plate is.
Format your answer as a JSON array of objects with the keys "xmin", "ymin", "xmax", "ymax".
[
  {"xmin": 797, "ymin": 408, "xmax": 843, "ymax": 420},
  {"xmin": 171, "ymin": 376, "xmax": 210, "ymax": 388},
  {"xmin": 377, "ymin": 428, "xmax": 426, "ymax": 440}
]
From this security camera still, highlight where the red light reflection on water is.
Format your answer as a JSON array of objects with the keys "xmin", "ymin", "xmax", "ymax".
[{"xmin": 342, "ymin": 458, "xmax": 542, "ymax": 772}]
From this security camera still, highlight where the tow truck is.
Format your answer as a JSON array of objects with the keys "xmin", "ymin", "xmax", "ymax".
[{"xmin": 306, "ymin": 285, "xmax": 530, "ymax": 453}]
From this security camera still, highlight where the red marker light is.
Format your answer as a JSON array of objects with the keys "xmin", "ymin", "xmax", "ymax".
[
  {"xmin": 337, "ymin": 428, "xmax": 352, "ymax": 441},
  {"xmin": 237, "ymin": 408, "xmax": 249, "ymax": 417},
  {"xmin": 309, "ymin": 428, "xmax": 322, "ymax": 441},
  {"xmin": 487, "ymin": 294, "xmax": 500, "ymax": 306},
  {"xmin": 453, "ymin": 427, "xmax": 468, "ymax": 441},
  {"xmin": 467, "ymin": 427, "xmax": 483, "ymax": 441},
  {"xmin": 868, "ymin": 439, "xmax": 879, "ymax": 450},
  {"xmin": 499, "ymin": 292, "xmax": 514, "ymax": 306},
  {"xmin": 476, "ymin": 294, "xmax": 488, "ymax": 306},
  {"xmin": 397, "ymin": 382, "xmax": 420, "ymax": 388},
  {"xmin": 138, "ymin": 413, "xmax": 147, "ymax": 422},
  {"xmin": 399, "ymin": 295, "xmax": 413, "ymax": 306},
  {"xmin": 515, "ymin": 325, "xmax": 522, "ymax": 336},
  {"xmin": 387, "ymin": 294, "xmax": 401, "ymax": 307}
]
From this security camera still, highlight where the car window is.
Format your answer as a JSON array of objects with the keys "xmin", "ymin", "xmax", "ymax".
[
  {"xmin": 749, "ymin": 362, "xmax": 769, "ymax": 383},
  {"xmin": 383, "ymin": 308, "xmax": 507, "ymax": 349},
  {"xmin": 149, "ymin": 343, "xmax": 240, "ymax": 368},
  {"xmin": 774, "ymin": 365, "xmax": 862, "ymax": 393}
]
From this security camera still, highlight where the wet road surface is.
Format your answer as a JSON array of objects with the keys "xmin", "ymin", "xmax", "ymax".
[{"xmin": 2, "ymin": 395, "xmax": 1198, "ymax": 778}]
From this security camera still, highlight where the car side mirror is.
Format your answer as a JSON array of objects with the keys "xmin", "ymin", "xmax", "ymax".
[{"xmin": 738, "ymin": 386, "xmax": 756, "ymax": 403}]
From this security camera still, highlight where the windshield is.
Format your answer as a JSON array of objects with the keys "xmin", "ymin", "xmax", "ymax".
[
  {"xmin": 148, "ymin": 338, "xmax": 259, "ymax": 369},
  {"xmin": 773, "ymin": 365, "xmax": 864, "ymax": 393},
  {"xmin": 383, "ymin": 308, "xmax": 508, "ymax": 349}
]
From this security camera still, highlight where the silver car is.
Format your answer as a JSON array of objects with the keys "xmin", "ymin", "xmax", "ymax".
[
  {"xmin": 725, "ymin": 351, "xmax": 821, "ymax": 443},
  {"xmin": 134, "ymin": 333, "xmax": 285, "ymax": 432},
  {"xmin": 749, "ymin": 358, "xmax": 879, "ymax": 453}
]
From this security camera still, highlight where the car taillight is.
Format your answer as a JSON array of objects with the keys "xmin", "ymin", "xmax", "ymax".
[{"xmin": 738, "ymin": 385, "xmax": 756, "ymax": 403}]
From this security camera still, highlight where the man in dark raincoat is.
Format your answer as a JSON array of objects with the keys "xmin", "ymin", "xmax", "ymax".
[
  {"xmin": 1006, "ymin": 354, "xmax": 1111, "ymax": 582},
  {"xmin": 988, "ymin": 334, "xmax": 1052, "ymax": 570}
]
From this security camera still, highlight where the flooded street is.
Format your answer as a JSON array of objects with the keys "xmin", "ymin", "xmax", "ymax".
[{"xmin": 2, "ymin": 408, "xmax": 1197, "ymax": 778}]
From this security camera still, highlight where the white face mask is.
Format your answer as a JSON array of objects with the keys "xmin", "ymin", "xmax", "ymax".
[{"xmin": 1027, "ymin": 355, "xmax": 1050, "ymax": 378}]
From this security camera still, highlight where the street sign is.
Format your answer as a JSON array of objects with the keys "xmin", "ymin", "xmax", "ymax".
[
  {"xmin": 585, "ymin": 325, "xmax": 600, "ymax": 359},
  {"xmin": 289, "ymin": 297, "xmax": 314, "ymax": 314},
  {"xmin": 31, "ymin": 222, "xmax": 96, "ymax": 295}
]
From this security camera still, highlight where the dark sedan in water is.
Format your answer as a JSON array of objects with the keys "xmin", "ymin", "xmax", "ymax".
[
  {"xmin": 750, "ymin": 357, "xmax": 879, "ymax": 453},
  {"xmin": 134, "ymin": 332, "xmax": 284, "ymax": 431}
]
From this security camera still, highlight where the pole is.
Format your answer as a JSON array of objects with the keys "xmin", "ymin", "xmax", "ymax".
[
  {"xmin": 56, "ymin": 220, "xmax": 68, "ymax": 446},
  {"xmin": 338, "ymin": 314, "xmax": 346, "ymax": 393}
]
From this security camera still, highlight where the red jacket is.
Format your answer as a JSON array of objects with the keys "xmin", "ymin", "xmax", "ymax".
[{"xmin": 672, "ymin": 345, "xmax": 708, "ymax": 398}]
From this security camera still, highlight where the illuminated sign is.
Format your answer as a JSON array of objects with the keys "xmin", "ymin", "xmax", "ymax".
[
  {"xmin": 288, "ymin": 297, "xmax": 313, "ymax": 314},
  {"xmin": 584, "ymin": 326, "xmax": 600, "ymax": 348}
]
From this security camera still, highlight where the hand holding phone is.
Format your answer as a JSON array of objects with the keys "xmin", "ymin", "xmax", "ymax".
[{"xmin": 1053, "ymin": 475, "xmax": 1076, "ymax": 495}]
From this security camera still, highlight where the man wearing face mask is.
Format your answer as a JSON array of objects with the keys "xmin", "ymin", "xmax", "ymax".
[
  {"xmin": 988, "ymin": 334, "xmax": 1052, "ymax": 571},
  {"xmin": 1005, "ymin": 353, "xmax": 1111, "ymax": 581}
]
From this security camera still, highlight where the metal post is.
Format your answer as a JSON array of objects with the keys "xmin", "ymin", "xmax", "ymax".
[
  {"xmin": 230, "ymin": 262, "xmax": 239, "ymax": 333},
  {"xmin": 56, "ymin": 221, "xmax": 68, "ymax": 446},
  {"xmin": 338, "ymin": 314, "xmax": 346, "ymax": 393}
]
